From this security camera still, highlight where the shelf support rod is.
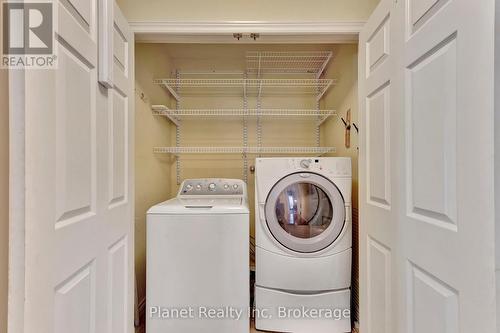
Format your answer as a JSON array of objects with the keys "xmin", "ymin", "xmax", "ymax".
[
  {"xmin": 316, "ymin": 78, "xmax": 321, "ymax": 147},
  {"xmin": 243, "ymin": 72, "xmax": 248, "ymax": 183},
  {"xmin": 257, "ymin": 72, "xmax": 263, "ymax": 157},
  {"xmin": 257, "ymin": 52, "xmax": 262, "ymax": 78},
  {"xmin": 175, "ymin": 70, "xmax": 182, "ymax": 185},
  {"xmin": 152, "ymin": 105, "xmax": 180, "ymax": 127}
]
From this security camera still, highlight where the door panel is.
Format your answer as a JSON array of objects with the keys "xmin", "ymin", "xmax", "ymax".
[
  {"xmin": 407, "ymin": 0, "xmax": 450, "ymax": 34},
  {"xmin": 108, "ymin": 237, "xmax": 128, "ymax": 333},
  {"xmin": 22, "ymin": 1, "xmax": 134, "ymax": 332},
  {"xmin": 406, "ymin": 262, "xmax": 458, "ymax": 333},
  {"xmin": 360, "ymin": 0, "xmax": 496, "ymax": 332},
  {"xmin": 366, "ymin": 237, "xmax": 391, "ymax": 333},
  {"xmin": 406, "ymin": 35, "xmax": 457, "ymax": 229},
  {"xmin": 55, "ymin": 38, "xmax": 96, "ymax": 227},
  {"xmin": 400, "ymin": 0, "xmax": 496, "ymax": 331},
  {"xmin": 366, "ymin": 81, "xmax": 390, "ymax": 209},
  {"xmin": 54, "ymin": 262, "xmax": 96, "ymax": 333},
  {"xmin": 359, "ymin": 1, "xmax": 396, "ymax": 332},
  {"xmin": 366, "ymin": 15, "xmax": 390, "ymax": 77},
  {"xmin": 65, "ymin": 0, "xmax": 93, "ymax": 29},
  {"xmin": 109, "ymin": 91, "xmax": 128, "ymax": 206}
]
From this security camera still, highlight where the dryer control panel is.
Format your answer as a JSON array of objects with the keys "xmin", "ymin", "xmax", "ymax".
[
  {"xmin": 288, "ymin": 158, "xmax": 351, "ymax": 176},
  {"xmin": 178, "ymin": 178, "xmax": 245, "ymax": 196}
]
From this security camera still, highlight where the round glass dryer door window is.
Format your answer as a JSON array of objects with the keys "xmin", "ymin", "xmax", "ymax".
[{"xmin": 265, "ymin": 172, "xmax": 345, "ymax": 253}]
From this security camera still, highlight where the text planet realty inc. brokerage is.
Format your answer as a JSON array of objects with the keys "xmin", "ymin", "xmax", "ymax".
[{"xmin": 149, "ymin": 306, "xmax": 351, "ymax": 321}]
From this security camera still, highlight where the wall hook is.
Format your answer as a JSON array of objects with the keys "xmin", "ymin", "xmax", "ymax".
[
  {"xmin": 340, "ymin": 117, "xmax": 351, "ymax": 130},
  {"xmin": 342, "ymin": 109, "xmax": 352, "ymax": 148},
  {"xmin": 233, "ymin": 33, "xmax": 243, "ymax": 40},
  {"xmin": 250, "ymin": 33, "xmax": 260, "ymax": 41},
  {"xmin": 135, "ymin": 88, "xmax": 148, "ymax": 103},
  {"xmin": 352, "ymin": 123, "xmax": 359, "ymax": 133}
]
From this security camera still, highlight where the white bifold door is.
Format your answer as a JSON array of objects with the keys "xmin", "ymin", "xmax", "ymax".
[
  {"xmin": 10, "ymin": 1, "xmax": 134, "ymax": 332},
  {"xmin": 359, "ymin": 0, "xmax": 496, "ymax": 332}
]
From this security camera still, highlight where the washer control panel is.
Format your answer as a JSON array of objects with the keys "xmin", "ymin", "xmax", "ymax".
[{"xmin": 179, "ymin": 178, "xmax": 245, "ymax": 196}]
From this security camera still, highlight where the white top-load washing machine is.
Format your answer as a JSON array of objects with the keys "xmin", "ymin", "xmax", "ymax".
[
  {"xmin": 147, "ymin": 178, "xmax": 249, "ymax": 333},
  {"xmin": 255, "ymin": 157, "xmax": 351, "ymax": 333}
]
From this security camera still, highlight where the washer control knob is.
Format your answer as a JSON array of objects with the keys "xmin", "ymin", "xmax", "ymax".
[
  {"xmin": 185, "ymin": 184, "xmax": 193, "ymax": 191},
  {"xmin": 232, "ymin": 184, "xmax": 239, "ymax": 190},
  {"xmin": 195, "ymin": 184, "xmax": 202, "ymax": 190},
  {"xmin": 300, "ymin": 159, "xmax": 311, "ymax": 169},
  {"xmin": 208, "ymin": 183, "xmax": 216, "ymax": 191},
  {"xmin": 223, "ymin": 184, "xmax": 230, "ymax": 190}
]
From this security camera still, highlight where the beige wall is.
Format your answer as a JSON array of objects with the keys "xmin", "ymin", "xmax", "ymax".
[
  {"xmin": 159, "ymin": 44, "xmax": 339, "ymax": 236},
  {"xmin": 135, "ymin": 42, "xmax": 360, "ymax": 317},
  {"xmin": 134, "ymin": 44, "xmax": 342, "ymax": 310},
  {"xmin": 321, "ymin": 45, "xmax": 359, "ymax": 207},
  {"xmin": 117, "ymin": 0, "xmax": 380, "ymax": 22},
  {"xmin": 134, "ymin": 44, "xmax": 174, "ymax": 304},
  {"xmin": 125, "ymin": 0, "xmax": 381, "ymax": 313},
  {"xmin": 0, "ymin": 67, "xmax": 8, "ymax": 333},
  {"xmin": 320, "ymin": 44, "xmax": 359, "ymax": 322}
]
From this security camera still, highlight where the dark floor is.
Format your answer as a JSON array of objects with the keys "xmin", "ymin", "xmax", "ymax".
[{"xmin": 136, "ymin": 321, "xmax": 359, "ymax": 333}]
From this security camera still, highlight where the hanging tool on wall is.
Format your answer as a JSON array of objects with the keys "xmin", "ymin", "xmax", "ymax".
[
  {"xmin": 341, "ymin": 109, "xmax": 352, "ymax": 148},
  {"xmin": 340, "ymin": 109, "xmax": 359, "ymax": 149}
]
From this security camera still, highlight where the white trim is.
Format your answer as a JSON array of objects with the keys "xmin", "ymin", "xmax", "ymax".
[
  {"xmin": 8, "ymin": 68, "xmax": 26, "ymax": 333},
  {"xmin": 130, "ymin": 20, "xmax": 365, "ymax": 34},
  {"xmin": 135, "ymin": 34, "xmax": 360, "ymax": 44},
  {"xmin": 130, "ymin": 20, "xmax": 364, "ymax": 43}
]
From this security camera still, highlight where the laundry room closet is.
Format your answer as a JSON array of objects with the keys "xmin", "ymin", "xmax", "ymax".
[{"xmin": 133, "ymin": 42, "xmax": 360, "ymax": 329}]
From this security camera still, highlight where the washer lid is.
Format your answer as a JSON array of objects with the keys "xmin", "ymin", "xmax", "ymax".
[
  {"xmin": 265, "ymin": 172, "xmax": 345, "ymax": 253},
  {"xmin": 147, "ymin": 197, "xmax": 249, "ymax": 215}
]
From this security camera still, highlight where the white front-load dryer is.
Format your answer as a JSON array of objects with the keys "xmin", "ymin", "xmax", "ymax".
[{"xmin": 255, "ymin": 157, "xmax": 351, "ymax": 333}]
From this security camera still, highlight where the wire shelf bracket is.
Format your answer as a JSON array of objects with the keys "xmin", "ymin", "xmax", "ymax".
[{"xmin": 151, "ymin": 105, "xmax": 180, "ymax": 126}]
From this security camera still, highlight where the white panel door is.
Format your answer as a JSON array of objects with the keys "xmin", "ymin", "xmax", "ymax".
[
  {"xmin": 19, "ymin": 1, "xmax": 134, "ymax": 332},
  {"xmin": 359, "ymin": 0, "xmax": 397, "ymax": 332},
  {"xmin": 360, "ymin": 0, "xmax": 496, "ymax": 332}
]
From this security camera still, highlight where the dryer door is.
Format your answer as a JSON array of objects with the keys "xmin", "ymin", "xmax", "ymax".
[{"xmin": 265, "ymin": 172, "xmax": 346, "ymax": 253}]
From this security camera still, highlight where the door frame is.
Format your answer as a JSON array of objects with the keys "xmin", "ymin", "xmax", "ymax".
[
  {"xmin": 129, "ymin": 20, "xmax": 365, "ymax": 44},
  {"xmin": 10, "ymin": 16, "xmax": 500, "ymax": 333},
  {"xmin": 7, "ymin": 19, "xmax": 365, "ymax": 333}
]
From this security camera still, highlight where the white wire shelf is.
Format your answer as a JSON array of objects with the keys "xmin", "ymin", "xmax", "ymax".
[
  {"xmin": 153, "ymin": 78, "xmax": 335, "ymax": 102},
  {"xmin": 151, "ymin": 105, "xmax": 336, "ymax": 126},
  {"xmin": 246, "ymin": 51, "xmax": 333, "ymax": 78},
  {"xmin": 153, "ymin": 146, "xmax": 336, "ymax": 155}
]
